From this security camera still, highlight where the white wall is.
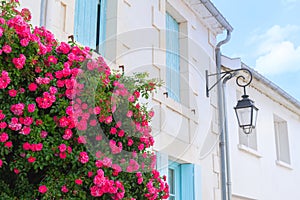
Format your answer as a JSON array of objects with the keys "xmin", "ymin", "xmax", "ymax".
[
  {"xmin": 19, "ymin": 0, "xmax": 42, "ymax": 27},
  {"xmin": 223, "ymin": 58, "xmax": 300, "ymax": 200},
  {"xmin": 110, "ymin": 1, "xmax": 222, "ymax": 200}
]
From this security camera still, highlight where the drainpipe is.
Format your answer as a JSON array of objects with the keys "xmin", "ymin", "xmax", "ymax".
[
  {"xmin": 222, "ymin": 74, "xmax": 233, "ymax": 200},
  {"xmin": 216, "ymin": 29, "xmax": 232, "ymax": 200},
  {"xmin": 40, "ymin": 0, "xmax": 47, "ymax": 27}
]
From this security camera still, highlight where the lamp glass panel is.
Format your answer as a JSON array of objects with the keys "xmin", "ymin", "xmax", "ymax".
[
  {"xmin": 252, "ymin": 107, "xmax": 258, "ymax": 128},
  {"xmin": 236, "ymin": 107, "xmax": 252, "ymax": 127}
]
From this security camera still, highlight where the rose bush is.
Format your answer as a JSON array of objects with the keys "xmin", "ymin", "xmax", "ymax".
[{"xmin": 0, "ymin": 1, "xmax": 169, "ymax": 199}]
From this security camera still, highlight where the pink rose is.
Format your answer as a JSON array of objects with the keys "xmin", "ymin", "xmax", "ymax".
[
  {"xmin": 27, "ymin": 104, "xmax": 35, "ymax": 113},
  {"xmin": 12, "ymin": 54, "xmax": 26, "ymax": 69},
  {"xmin": 48, "ymin": 55, "xmax": 57, "ymax": 64},
  {"xmin": 89, "ymin": 119, "xmax": 97, "ymax": 126},
  {"xmin": 137, "ymin": 177, "xmax": 143, "ymax": 184},
  {"xmin": 105, "ymin": 116, "xmax": 112, "ymax": 124},
  {"xmin": 59, "ymin": 152, "xmax": 67, "ymax": 159},
  {"xmin": 2, "ymin": 44, "xmax": 12, "ymax": 53},
  {"xmin": 23, "ymin": 116, "xmax": 33, "ymax": 126},
  {"xmin": 49, "ymin": 86, "xmax": 57, "ymax": 94},
  {"xmin": 20, "ymin": 38, "xmax": 29, "ymax": 46},
  {"xmin": 118, "ymin": 130, "xmax": 125, "ymax": 137},
  {"xmin": 95, "ymin": 135, "xmax": 102, "ymax": 141},
  {"xmin": 28, "ymin": 156, "xmax": 36, "ymax": 163},
  {"xmin": 28, "ymin": 83, "xmax": 37, "ymax": 91},
  {"xmin": 4, "ymin": 141, "xmax": 12, "ymax": 148},
  {"xmin": 62, "ymin": 129, "xmax": 72, "ymax": 140},
  {"xmin": 61, "ymin": 185, "xmax": 69, "ymax": 193},
  {"xmin": 56, "ymin": 42, "xmax": 71, "ymax": 54},
  {"xmin": 88, "ymin": 171, "xmax": 93, "ymax": 177},
  {"xmin": 127, "ymin": 110, "xmax": 133, "ymax": 118},
  {"xmin": 40, "ymin": 130, "xmax": 47, "ymax": 138},
  {"xmin": 110, "ymin": 127, "xmax": 117, "ymax": 135},
  {"xmin": 35, "ymin": 143, "xmax": 43, "ymax": 151},
  {"xmin": 93, "ymin": 174, "xmax": 106, "ymax": 187},
  {"xmin": 38, "ymin": 185, "xmax": 48, "ymax": 194},
  {"xmin": 0, "ymin": 70, "xmax": 11, "ymax": 89},
  {"xmin": 58, "ymin": 144, "xmax": 67, "ymax": 152},
  {"xmin": 77, "ymin": 136, "xmax": 87, "ymax": 144},
  {"xmin": 0, "ymin": 132, "xmax": 9, "ymax": 143},
  {"xmin": 78, "ymin": 151, "xmax": 89, "ymax": 164},
  {"xmin": 14, "ymin": 168, "xmax": 19, "ymax": 174},
  {"xmin": 128, "ymin": 95, "xmax": 135, "ymax": 102},
  {"xmin": 93, "ymin": 107, "xmax": 101, "ymax": 114},
  {"xmin": 102, "ymin": 157, "xmax": 112, "ymax": 167},
  {"xmin": 0, "ymin": 27, "xmax": 3, "ymax": 37},
  {"xmin": 23, "ymin": 142, "xmax": 31, "ymax": 150},
  {"xmin": 10, "ymin": 103, "xmax": 25, "ymax": 115},
  {"xmin": 19, "ymin": 126, "xmax": 31, "ymax": 135},
  {"xmin": 138, "ymin": 143, "xmax": 144, "ymax": 151},
  {"xmin": 75, "ymin": 179, "xmax": 83, "ymax": 185},
  {"xmin": 0, "ymin": 122, "xmax": 7, "ymax": 129},
  {"xmin": 128, "ymin": 138, "xmax": 133, "ymax": 146},
  {"xmin": 8, "ymin": 89, "xmax": 17, "ymax": 97}
]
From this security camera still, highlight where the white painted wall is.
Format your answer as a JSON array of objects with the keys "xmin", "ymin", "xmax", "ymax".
[
  {"xmin": 19, "ymin": 0, "xmax": 42, "ymax": 27},
  {"xmin": 109, "ymin": 2, "xmax": 219, "ymax": 199},
  {"xmin": 223, "ymin": 56, "xmax": 300, "ymax": 200}
]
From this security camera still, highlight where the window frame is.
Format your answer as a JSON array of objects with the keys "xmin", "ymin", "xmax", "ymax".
[
  {"xmin": 166, "ymin": 12, "xmax": 181, "ymax": 102},
  {"xmin": 168, "ymin": 161, "xmax": 181, "ymax": 200},
  {"xmin": 164, "ymin": 4, "xmax": 189, "ymax": 107},
  {"xmin": 74, "ymin": 0, "xmax": 107, "ymax": 54},
  {"xmin": 273, "ymin": 115, "xmax": 291, "ymax": 165}
]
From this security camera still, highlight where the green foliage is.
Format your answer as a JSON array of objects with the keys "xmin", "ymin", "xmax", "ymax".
[{"xmin": 0, "ymin": 1, "xmax": 169, "ymax": 199}]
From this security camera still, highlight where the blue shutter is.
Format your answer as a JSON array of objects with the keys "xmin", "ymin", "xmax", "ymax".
[
  {"xmin": 166, "ymin": 12, "xmax": 180, "ymax": 102},
  {"xmin": 98, "ymin": 0, "xmax": 107, "ymax": 55},
  {"xmin": 74, "ymin": 0, "xmax": 98, "ymax": 49},
  {"xmin": 169, "ymin": 162, "xmax": 181, "ymax": 200},
  {"xmin": 181, "ymin": 164, "xmax": 195, "ymax": 200}
]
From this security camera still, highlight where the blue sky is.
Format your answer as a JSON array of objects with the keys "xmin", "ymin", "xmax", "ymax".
[{"xmin": 211, "ymin": 0, "xmax": 300, "ymax": 101}]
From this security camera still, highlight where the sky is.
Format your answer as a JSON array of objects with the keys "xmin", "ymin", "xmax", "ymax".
[{"xmin": 211, "ymin": 0, "xmax": 300, "ymax": 101}]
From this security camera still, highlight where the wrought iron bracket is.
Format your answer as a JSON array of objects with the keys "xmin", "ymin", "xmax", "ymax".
[{"xmin": 206, "ymin": 68, "xmax": 253, "ymax": 97}]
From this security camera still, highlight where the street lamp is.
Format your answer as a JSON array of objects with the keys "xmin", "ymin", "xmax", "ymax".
[
  {"xmin": 206, "ymin": 67, "xmax": 258, "ymax": 200},
  {"xmin": 234, "ymin": 93, "xmax": 258, "ymax": 134},
  {"xmin": 206, "ymin": 68, "xmax": 258, "ymax": 134}
]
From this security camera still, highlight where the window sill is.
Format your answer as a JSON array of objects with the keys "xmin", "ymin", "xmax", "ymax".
[
  {"xmin": 152, "ymin": 92, "xmax": 198, "ymax": 123},
  {"xmin": 237, "ymin": 144, "xmax": 262, "ymax": 158},
  {"xmin": 275, "ymin": 160, "xmax": 293, "ymax": 170}
]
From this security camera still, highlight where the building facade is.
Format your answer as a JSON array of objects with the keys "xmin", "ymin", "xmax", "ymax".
[
  {"xmin": 222, "ymin": 55, "xmax": 300, "ymax": 200},
  {"xmin": 19, "ymin": 0, "xmax": 300, "ymax": 199}
]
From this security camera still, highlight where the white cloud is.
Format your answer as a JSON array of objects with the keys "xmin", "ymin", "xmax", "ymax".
[
  {"xmin": 252, "ymin": 25, "xmax": 300, "ymax": 75},
  {"xmin": 251, "ymin": 25, "xmax": 300, "ymax": 55},
  {"xmin": 255, "ymin": 41, "xmax": 300, "ymax": 75}
]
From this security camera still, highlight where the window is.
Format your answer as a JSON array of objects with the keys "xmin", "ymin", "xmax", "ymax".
[
  {"xmin": 168, "ymin": 162, "xmax": 181, "ymax": 200},
  {"xmin": 166, "ymin": 12, "xmax": 180, "ymax": 102},
  {"xmin": 74, "ymin": 0, "xmax": 107, "ymax": 54},
  {"xmin": 168, "ymin": 161, "xmax": 196, "ymax": 200},
  {"xmin": 274, "ymin": 115, "xmax": 291, "ymax": 164},
  {"xmin": 239, "ymin": 128, "xmax": 257, "ymax": 150},
  {"xmin": 237, "ymin": 90, "xmax": 258, "ymax": 150},
  {"xmin": 156, "ymin": 153, "xmax": 200, "ymax": 200}
]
